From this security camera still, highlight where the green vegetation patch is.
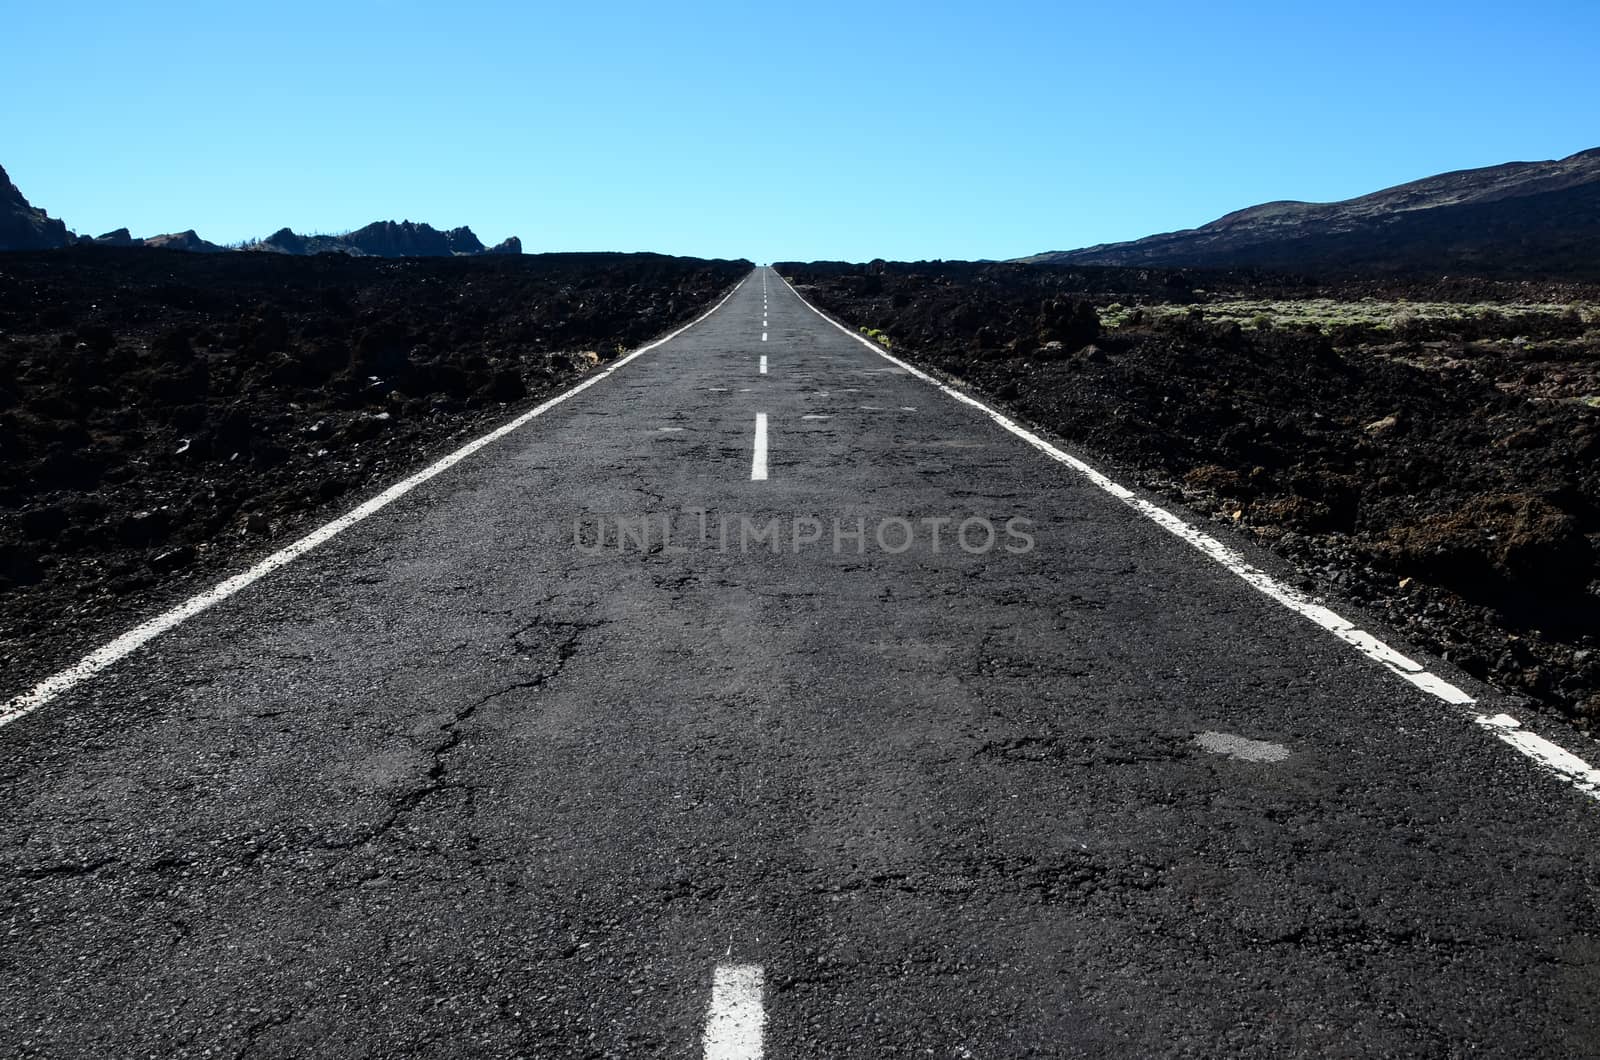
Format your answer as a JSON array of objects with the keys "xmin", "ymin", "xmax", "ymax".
[{"xmin": 1098, "ymin": 297, "xmax": 1600, "ymax": 335}]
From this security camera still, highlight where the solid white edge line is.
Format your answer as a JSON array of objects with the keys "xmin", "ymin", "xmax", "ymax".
[
  {"xmin": 751, "ymin": 412, "xmax": 769, "ymax": 481},
  {"xmin": 704, "ymin": 963, "xmax": 765, "ymax": 1060},
  {"xmin": 775, "ymin": 273, "xmax": 1466, "ymax": 699},
  {"xmin": 1477, "ymin": 714, "xmax": 1600, "ymax": 801},
  {"xmin": 779, "ymin": 272, "xmax": 1600, "ymax": 804},
  {"xmin": 0, "ymin": 275, "xmax": 751, "ymax": 730}
]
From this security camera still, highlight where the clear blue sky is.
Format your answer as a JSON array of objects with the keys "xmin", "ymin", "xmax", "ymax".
[{"xmin": 5, "ymin": 1, "xmax": 1597, "ymax": 262}]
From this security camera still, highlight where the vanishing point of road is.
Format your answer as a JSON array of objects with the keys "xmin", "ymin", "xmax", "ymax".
[{"xmin": 2, "ymin": 268, "xmax": 1598, "ymax": 1057}]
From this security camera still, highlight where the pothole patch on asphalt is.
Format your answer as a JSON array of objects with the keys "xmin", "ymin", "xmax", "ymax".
[{"xmin": 1193, "ymin": 731, "xmax": 1290, "ymax": 763}]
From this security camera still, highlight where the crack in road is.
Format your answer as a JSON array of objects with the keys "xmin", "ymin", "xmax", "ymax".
[
  {"xmin": 811, "ymin": 850, "xmax": 1168, "ymax": 905},
  {"xmin": 14, "ymin": 855, "xmax": 119, "ymax": 879},
  {"xmin": 234, "ymin": 1013, "xmax": 292, "ymax": 1060},
  {"xmin": 973, "ymin": 734, "xmax": 1192, "ymax": 766},
  {"xmin": 324, "ymin": 617, "xmax": 604, "ymax": 854}
]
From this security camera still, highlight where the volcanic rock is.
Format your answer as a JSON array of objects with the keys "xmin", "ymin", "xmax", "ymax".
[
  {"xmin": 0, "ymin": 163, "xmax": 73, "ymax": 250},
  {"xmin": 142, "ymin": 230, "xmax": 226, "ymax": 253}
]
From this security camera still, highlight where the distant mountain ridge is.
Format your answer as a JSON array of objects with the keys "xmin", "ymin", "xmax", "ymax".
[
  {"xmin": 0, "ymin": 163, "xmax": 72, "ymax": 250},
  {"xmin": 1022, "ymin": 147, "xmax": 1600, "ymax": 274},
  {"xmin": 0, "ymin": 162, "xmax": 520, "ymax": 257},
  {"xmin": 91, "ymin": 220, "xmax": 521, "ymax": 258},
  {"xmin": 250, "ymin": 221, "xmax": 521, "ymax": 257}
]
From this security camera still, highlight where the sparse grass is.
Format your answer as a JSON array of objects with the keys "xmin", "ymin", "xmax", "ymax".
[
  {"xmin": 1095, "ymin": 297, "xmax": 1600, "ymax": 334},
  {"xmin": 859, "ymin": 326, "xmax": 892, "ymax": 347},
  {"xmin": 1099, "ymin": 303, "xmax": 1142, "ymax": 329}
]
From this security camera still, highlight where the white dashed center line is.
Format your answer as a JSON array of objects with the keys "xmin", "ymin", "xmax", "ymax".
[
  {"xmin": 759, "ymin": 355, "xmax": 767, "ymax": 374},
  {"xmin": 751, "ymin": 413, "xmax": 769, "ymax": 481},
  {"xmin": 705, "ymin": 963, "xmax": 765, "ymax": 1060}
]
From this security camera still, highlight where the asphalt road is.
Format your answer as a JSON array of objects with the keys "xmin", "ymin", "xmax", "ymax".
[{"xmin": 3, "ymin": 268, "xmax": 1599, "ymax": 1058}]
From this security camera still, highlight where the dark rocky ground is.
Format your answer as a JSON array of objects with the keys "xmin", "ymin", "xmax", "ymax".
[
  {"xmin": 0, "ymin": 247, "xmax": 748, "ymax": 697},
  {"xmin": 779, "ymin": 260, "xmax": 1600, "ymax": 727}
]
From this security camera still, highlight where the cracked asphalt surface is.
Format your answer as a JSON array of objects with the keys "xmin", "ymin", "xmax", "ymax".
[{"xmin": 3, "ymin": 267, "xmax": 1599, "ymax": 1057}]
